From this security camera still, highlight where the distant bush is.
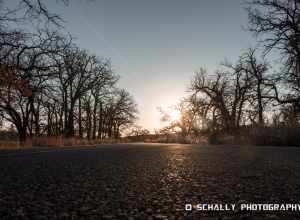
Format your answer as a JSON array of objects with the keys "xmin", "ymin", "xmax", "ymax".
[
  {"xmin": 248, "ymin": 127, "xmax": 300, "ymax": 146},
  {"xmin": 0, "ymin": 131, "xmax": 18, "ymax": 141},
  {"xmin": 207, "ymin": 126, "xmax": 300, "ymax": 146},
  {"xmin": 124, "ymin": 133, "xmax": 208, "ymax": 145}
]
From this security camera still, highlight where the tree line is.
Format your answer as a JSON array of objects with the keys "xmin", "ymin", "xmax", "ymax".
[
  {"xmin": 0, "ymin": 0, "xmax": 138, "ymax": 143},
  {"xmin": 158, "ymin": 0, "xmax": 300, "ymax": 144}
]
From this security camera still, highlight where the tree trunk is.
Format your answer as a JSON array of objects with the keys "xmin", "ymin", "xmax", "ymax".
[
  {"xmin": 65, "ymin": 103, "xmax": 75, "ymax": 137},
  {"xmin": 19, "ymin": 130, "xmax": 27, "ymax": 144},
  {"xmin": 92, "ymin": 100, "xmax": 97, "ymax": 139},
  {"xmin": 63, "ymin": 92, "xmax": 68, "ymax": 137},
  {"xmin": 86, "ymin": 104, "xmax": 91, "ymax": 140},
  {"xmin": 17, "ymin": 124, "xmax": 27, "ymax": 145},
  {"xmin": 47, "ymin": 105, "xmax": 52, "ymax": 136},
  {"xmin": 257, "ymin": 82, "xmax": 264, "ymax": 126},
  {"xmin": 34, "ymin": 111, "xmax": 40, "ymax": 136},
  {"xmin": 98, "ymin": 102, "xmax": 103, "ymax": 139},
  {"xmin": 78, "ymin": 98, "xmax": 83, "ymax": 138}
]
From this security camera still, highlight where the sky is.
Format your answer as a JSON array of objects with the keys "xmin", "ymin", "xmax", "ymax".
[{"xmin": 46, "ymin": 0, "xmax": 255, "ymax": 131}]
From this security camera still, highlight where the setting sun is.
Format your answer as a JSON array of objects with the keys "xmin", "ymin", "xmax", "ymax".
[{"xmin": 169, "ymin": 110, "xmax": 181, "ymax": 122}]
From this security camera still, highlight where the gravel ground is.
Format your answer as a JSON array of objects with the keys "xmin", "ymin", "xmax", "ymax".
[{"xmin": 1, "ymin": 143, "xmax": 300, "ymax": 219}]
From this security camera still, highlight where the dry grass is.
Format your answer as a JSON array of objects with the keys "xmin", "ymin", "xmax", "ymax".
[
  {"xmin": 0, "ymin": 136, "xmax": 120, "ymax": 149},
  {"xmin": 208, "ymin": 126, "xmax": 300, "ymax": 146},
  {"xmin": 0, "ymin": 140, "xmax": 20, "ymax": 148},
  {"xmin": 2, "ymin": 127, "xmax": 297, "ymax": 148}
]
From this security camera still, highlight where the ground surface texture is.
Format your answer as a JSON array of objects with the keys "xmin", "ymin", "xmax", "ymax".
[{"xmin": 0, "ymin": 143, "xmax": 300, "ymax": 219}]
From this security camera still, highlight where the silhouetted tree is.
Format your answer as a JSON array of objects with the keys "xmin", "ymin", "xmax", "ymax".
[
  {"xmin": 0, "ymin": 30, "xmax": 66, "ymax": 142},
  {"xmin": 190, "ymin": 65, "xmax": 251, "ymax": 132},
  {"xmin": 247, "ymin": 0, "xmax": 300, "ymax": 108},
  {"xmin": 0, "ymin": 0, "xmax": 139, "ymax": 144},
  {"xmin": 232, "ymin": 48, "xmax": 270, "ymax": 126}
]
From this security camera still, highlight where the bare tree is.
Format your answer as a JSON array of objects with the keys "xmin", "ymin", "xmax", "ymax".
[
  {"xmin": 234, "ymin": 48, "xmax": 270, "ymax": 126},
  {"xmin": 190, "ymin": 65, "xmax": 251, "ymax": 132},
  {"xmin": 246, "ymin": 0, "xmax": 300, "ymax": 107},
  {"xmin": 126, "ymin": 125, "xmax": 150, "ymax": 136},
  {"xmin": 54, "ymin": 45, "xmax": 114, "ymax": 137},
  {"xmin": 0, "ymin": 0, "xmax": 139, "ymax": 145},
  {"xmin": 0, "ymin": 0, "xmax": 68, "ymax": 26},
  {"xmin": 0, "ymin": 30, "xmax": 66, "ymax": 142},
  {"xmin": 108, "ymin": 89, "xmax": 138, "ymax": 139}
]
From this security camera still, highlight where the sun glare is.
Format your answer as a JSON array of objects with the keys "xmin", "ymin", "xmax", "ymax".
[{"xmin": 169, "ymin": 110, "xmax": 181, "ymax": 121}]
